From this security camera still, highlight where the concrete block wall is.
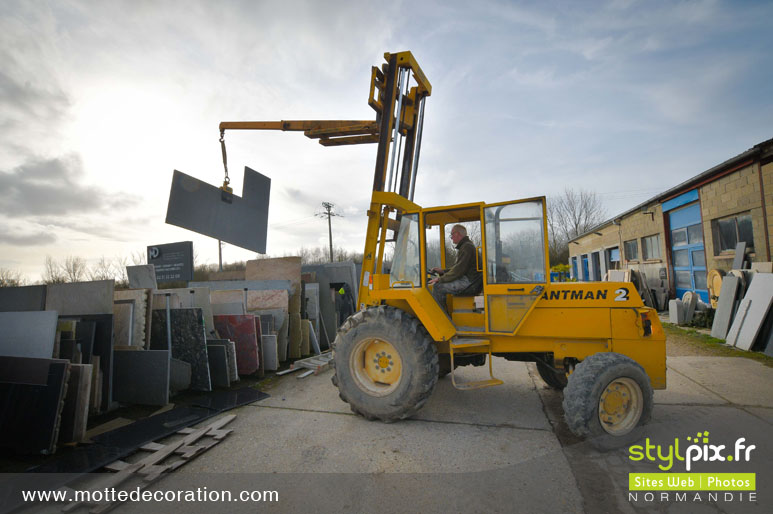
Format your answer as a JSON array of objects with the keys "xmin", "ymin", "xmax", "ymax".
[
  {"xmin": 763, "ymin": 161, "xmax": 773, "ymax": 261},
  {"xmin": 699, "ymin": 163, "xmax": 769, "ymax": 271}
]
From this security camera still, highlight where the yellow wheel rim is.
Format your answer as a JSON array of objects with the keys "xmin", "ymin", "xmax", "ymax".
[
  {"xmin": 598, "ymin": 377, "xmax": 643, "ymax": 436},
  {"xmin": 350, "ymin": 338, "xmax": 403, "ymax": 396}
]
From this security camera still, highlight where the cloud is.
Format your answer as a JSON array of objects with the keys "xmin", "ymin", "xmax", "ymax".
[
  {"xmin": 0, "ymin": 155, "xmax": 140, "ymax": 217},
  {"xmin": 0, "ymin": 223, "xmax": 57, "ymax": 246}
]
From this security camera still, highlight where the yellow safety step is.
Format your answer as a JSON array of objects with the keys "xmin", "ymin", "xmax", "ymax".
[{"xmin": 449, "ymin": 338, "xmax": 504, "ymax": 390}]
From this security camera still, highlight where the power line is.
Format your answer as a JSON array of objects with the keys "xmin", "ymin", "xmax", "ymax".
[{"xmin": 315, "ymin": 202, "xmax": 343, "ymax": 262}]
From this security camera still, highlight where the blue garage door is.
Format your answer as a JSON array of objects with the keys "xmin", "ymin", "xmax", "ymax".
[{"xmin": 669, "ymin": 201, "xmax": 707, "ymax": 302}]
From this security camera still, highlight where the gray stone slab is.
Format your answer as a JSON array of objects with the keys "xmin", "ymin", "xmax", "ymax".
[
  {"xmin": 190, "ymin": 279, "xmax": 291, "ymax": 293},
  {"xmin": 45, "ymin": 280, "xmax": 114, "ymax": 316},
  {"xmin": 170, "ymin": 357, "xmax": 191, "ymax": 392},
  {"xmin": 127, "ymin": 264, "xmax": 158, "ymax": 289},
  {"xmin": 733, "ymin": 273, "xmax": 773, "ymax": 351},
  {"xmin": 206, "ymin": 344, "xmax": 230, "ymax": 388},
  {"xmin": 732, "ymin": 241, "xmax": 747, "ymax": 270},
  {"xmin": 166, "ymin": 167, "xmax": 270, "ymax": 253},
  {"xmin": 112, "ymin": 300, "xmax": 135, "ymax": 347},
  {"xmin": 0, "ymin": 285, "xmax": 46, "ymax": 312},
  {"xmin": 667, "ymin": 356, "xmax": 773, "ymax": 407},
  {"xmin": 725, "ymin": 298, "xmax": 750, "ymax": 347},
  {"xmin": 681, "ymin": 291, "xmax": 697, "ymax": 323},
  {"xmin": 711, "ymin": 275, "xmax": 740, "ymax": 339},
  {"xmin": 112, "ymin": 350, "xmax": 170, "ymax": 406},
  {"xmin": 156, "ymin": 287, "xmax": 216, "ymax": 339},
  {"xmin": 261, "ymin": 334, "xmax": 278, "ymax": 371},
  {"xmin": 305, "ymin": 283, "xmax": 319, "ymax": 319},
  {"xmin": 668, "ymin": 299, "xmax": 684, "ymax": 324},
  {"xmin": 0, "ymin": 310, "xmax": 59, "ymax": 358},
  {"xmin": 211, "ymin": 302, "xmax": 245, "ymax": 315},
  {"xmin": 207, "ymin": 339, "xmax": 238, "ymax": 383}
]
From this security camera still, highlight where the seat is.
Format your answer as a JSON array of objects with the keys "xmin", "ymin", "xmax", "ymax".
[{"xmin": 456, "ymin": 272, "xmax": 483, "ymax": 296}]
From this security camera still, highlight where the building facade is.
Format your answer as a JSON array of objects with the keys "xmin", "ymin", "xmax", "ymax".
[{"xmin": 569, "ymin": 138, "xmax": 773, "ymax": 305}]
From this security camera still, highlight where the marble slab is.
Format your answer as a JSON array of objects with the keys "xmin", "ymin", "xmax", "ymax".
[
  {"xmin": 212, "ymin": 315, "xmax": 259, "ymax": 375},
  {"xmin": 210, "ymin": 288, "xmax": 289, "ymax": 312},
  {"xmin": 114, "ymin": 289, "xmax": 149, "ymax": 347},
  {"xmin": 127, "ymin": 264, "xmax": 158, "ymax": 289},
  {"xmin": 207, "ymin": 339, "xmax": 239, "ymax": 383},
  {"xmin": 112, "ymin": 300, "xmax": 135, "ymax": 348},
  {"xmin": 261, "ymin": 334, "xmax": 278, "ymax": 371},
  {"xmin": 711, "ymin": 275, "xmax": 740, "ymax": 339},
  {"xmin": 113, "ymin": 350, "xmax": 170, "ymax": 406},
  {"xmin": 0, "ymin": 285, "xmax": 47, "ymax": 312},
  {"xmin": 0, "ymin": 311, "xmax": 59, "ymax": 359},
  {"xmin": 156, "ymin": 287, "xmax": 217, "ymax": 339},
  {"xmin": 245, "ymin": 257, "xmax": 301, "ymax": 295},
  {"xmin": 150, "ymin": 309, "xmax": 211, "ymax": 391},
  {"xmin": 206, "ymin": 344, "xmax": 230, "ymax": 388},
  {"xmin": 45, "ymin": 280, "xmax": 114, "ymax": 316},
  {"xmin": 253, "ymin": 309, "xmax": 288, "ymax": 361},
  {"xmin": 212, "ymin": 302, "xmax": 245, "ymax": 315},
  {"xmin": 152, "ymin": 292, "xmax": 181, "ymax": 310}
]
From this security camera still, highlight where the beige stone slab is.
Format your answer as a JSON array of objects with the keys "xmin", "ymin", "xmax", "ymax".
[
  {"xmin": 152, "ymin": 293, "xmax": 181, "ymax": 309},
  {"xmin": 288, "ymin": 312, "xmax": 302, "ymax": 359},
  {"xmin": 114, "ymin": 289, "xmax": 148, "ymax": 347},
  {"xmin": 300, "ymin": 319, "xmax": 310, "ymax": 356},
  {"xmin": 112, "ymin": 301, "xmax": 135, "ymax": 347},
  {"xmin": 245, "ymin": 257, "xmax": 301, "ymax": 295},
  {"xmin": 211, "ymin": 288, "xmax": 289, "ymax": 313}
]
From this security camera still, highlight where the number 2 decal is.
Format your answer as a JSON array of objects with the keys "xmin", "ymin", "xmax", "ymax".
[{"xmin": 614, "ymin": 287, "xmax": 629, "ymax": 302}]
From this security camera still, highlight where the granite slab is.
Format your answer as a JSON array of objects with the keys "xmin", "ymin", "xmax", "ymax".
[
  {"xmin": 711, "ymin": 275, "xmax": 740, "ymax": 339},
  {"xmin": 127, "ymin": 264, "xmax": 158, "ymax": 289},
  {"xmin": 0, "ymin": 284, "xmax": 47, "ymax": 312},
  {"xmin": 113, "ymin": 350, "xmax": 170, "ymax": 406},
  {"xmin": 0, "ymin": 357, "xmax": 70, "ymax": 454},
  {"xmin": 45, "ymin": 280, "xmax": 114, "ymax": 316},
  {"xmin": 261, "ymin": 334, "xmax": 278, "ymax": 370},
  {"xmin": 206, "ymin": 344, "xmax": 230, "ymax": 388},
  {"xmin": 245, "ymin": 257, "xmax": 301, "ymax": 295},
  {"xmin": 0, "ymin": 310, "xmax": 59, "ymax": 359},
  {"xmin": 150, "ymin": 309, "xmax": 211, "ymax": 391},
  {"xmin": 166, "ymin": 167, "xmax": 270, "ymax": 253},
  {"xmin": 212, "ymin": 315, "xmax": 259, "ymax": 375},
  {"xmin": 156, "ymin": 287, "xmax": 217, "ymax": 339},
  {"xmin": 58, "ymin": 363, "xmax": 92, "ymax": 443}
]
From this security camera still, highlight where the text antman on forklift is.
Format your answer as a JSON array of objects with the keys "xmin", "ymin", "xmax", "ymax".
[{"xmin": 219, "ymin": 51, "xmax": 666, "ymax": 448}]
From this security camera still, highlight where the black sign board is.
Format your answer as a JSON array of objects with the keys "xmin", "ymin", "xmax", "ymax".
[{"xmin": 147, "ymin": 241, "xmax": 194, "ymax": 282}]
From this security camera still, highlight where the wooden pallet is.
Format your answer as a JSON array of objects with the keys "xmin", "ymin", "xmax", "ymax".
[{"xmin": 276, "ymin": 351, "xmax": 333, "ymax": 378}]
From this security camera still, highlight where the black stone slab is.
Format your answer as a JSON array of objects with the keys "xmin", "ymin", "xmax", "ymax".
[
  {"xmin": 58, "ymin": 339, "xmax": 81, "ymax": 363},
  {"xmin": 0, "ymin": 357, "xmax": 70, "ymax": 455},
  {"xmin": 60, "ymin": 315, "xmax": 113, "ymax": 412},
  {"xmin": 188, "ymin": 386, "xmax": 269, "ymax": 411},
  {"xmin": 150, "ymin": 309, "xmax": 211, "ymax": 391},
  {"xmin": 0, "ymin": 285, "xmax": 46, "ymax": 312},
  {"xmin": 75, "ymin": 320, "xmax": 96, "ymax": 364},
  {"xmin": 206, "ymin": 344, "xmax": 229, "ymax": 388},
  {"xmin": 113, "ymin": 350, "xmax": 170, "ymax": 406},
  {"xmin": 170, "ymin": 357, "xmax": 191, "ymax": 392}
]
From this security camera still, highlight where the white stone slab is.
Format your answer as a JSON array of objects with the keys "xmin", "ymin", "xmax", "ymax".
[
  {"xmin": 711, "ymin": 275, "xmax": 740, "ymax": 339},
  {"xmin": 733, "ymin": 274, "xmax": 773, "ymax": 351},
  {"xmin": 0, "ymin": 311, "xmax": 59, "ymax": 358},
  {"xmin": 668, "ymin": 299, "xmax": 684, "ymax": 324},
  {"xmin": 681, "ymin": 291, "xmax": 698, "ymax": 323},
  {"xmin": 45, "ymin": 280, "xmax": 114, "ymax": 315},
  {"xmin": 725, "ymin": 299, "xmax": 750, "ymax": 347},
  {"xmin": 127, "ymin": 264, "xmax": 157, "ymax": 289}
]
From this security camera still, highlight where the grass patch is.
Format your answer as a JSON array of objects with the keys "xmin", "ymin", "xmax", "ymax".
[{"xmin": 663, "ymin": 323, "xmax": 773, "ymax": 367}]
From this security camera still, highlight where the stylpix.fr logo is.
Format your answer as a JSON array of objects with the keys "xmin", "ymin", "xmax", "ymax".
[{"xmin": 629, "ymin": 431, "xmax": 756, "ymax": 471}]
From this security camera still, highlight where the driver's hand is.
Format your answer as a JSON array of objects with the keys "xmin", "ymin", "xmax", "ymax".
[
  {"xmin": 431, "ymin": 267, "xmax": 443, "ymax": 274},
  {"xmin": 429, "ymin": 277, "xmax": 439, "ymax": 285}
]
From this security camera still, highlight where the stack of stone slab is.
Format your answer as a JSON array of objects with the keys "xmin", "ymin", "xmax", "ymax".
[
  {"xmin": 301, "ymin": 261, "xmax": 360, "ymax": 349},
  {"xmin": 722, "ymin": 273, "xmax": 773, "ymax": 354}
]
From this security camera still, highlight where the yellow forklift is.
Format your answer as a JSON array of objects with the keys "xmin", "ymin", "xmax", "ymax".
[{"xmin": 219, "ymin": 51, "xmax": 666, "ymax": 445}]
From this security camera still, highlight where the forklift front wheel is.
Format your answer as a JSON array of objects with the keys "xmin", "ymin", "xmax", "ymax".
[{"xmin": 562, "ymin": 352, "xmax": 653, "ymax": 449}]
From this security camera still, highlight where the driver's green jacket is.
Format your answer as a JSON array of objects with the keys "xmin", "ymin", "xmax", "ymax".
[{"xmin": 439, "ymin": 236, "xmax": 479, "ymax": 284}]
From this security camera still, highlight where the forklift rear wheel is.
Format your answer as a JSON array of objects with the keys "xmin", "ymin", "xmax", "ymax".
[
  {"xmin": 536, "ymin": 361, "xmax": 568, "ymax": 390},
  {"xmin": 562, "ymin": 352, "xmax": 653, "ymax": 449},
  {"xmin": 332, "ymin": 306, "xmax": 438, "ymax": 422}
]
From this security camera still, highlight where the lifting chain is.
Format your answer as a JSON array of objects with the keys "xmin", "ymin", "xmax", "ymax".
[{"xmin": 219, "ymin": 130, "xmax": 231, "ymax": 190}]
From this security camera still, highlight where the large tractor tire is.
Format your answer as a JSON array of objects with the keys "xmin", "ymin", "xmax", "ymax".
[
  {"xmin": 536, "ymin": 361, "xmax": 568, "ymax": 390},
  {"xmin": 331, "ymin": 306, "xmax": 438, "ymax": 422},
  {"xmin": 562, "ymin": 352, "xmax": 653, "ymax": 449}
]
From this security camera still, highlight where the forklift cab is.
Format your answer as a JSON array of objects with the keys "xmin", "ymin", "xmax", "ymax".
[{"xmin": 388, "ymin": 196, "xmax": 550, "ymax": 336}]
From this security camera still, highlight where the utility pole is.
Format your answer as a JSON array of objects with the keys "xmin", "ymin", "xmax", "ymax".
[{"xmin": 316, "ymin": 202, "xmax": 342, "ymax": 262}]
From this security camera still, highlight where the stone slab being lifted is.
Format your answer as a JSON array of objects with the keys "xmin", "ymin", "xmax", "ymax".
[
  {"xmin": 45, "ymin": 280, "xmax": 114, "ymax": 316},
  {"xmin": 0, "ymin": 311, "xmax": 59, "ymax": 359},
  {"xmin": 245, "ymin": 257, "xmax": 301, "ymax": 295},
  {"xmin": 166, "ymin": 167, "xmax": 270, "ymax": 253}
]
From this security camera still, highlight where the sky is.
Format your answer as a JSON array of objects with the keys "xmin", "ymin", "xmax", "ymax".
[{"xmin": 1, "ymin": 0, "xmax": 772, "ymax": 282}]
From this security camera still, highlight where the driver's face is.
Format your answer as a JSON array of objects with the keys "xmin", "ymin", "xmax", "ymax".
[{"xmin": 450, "ymin": 229, "xmax": 463, "ymax": 245}]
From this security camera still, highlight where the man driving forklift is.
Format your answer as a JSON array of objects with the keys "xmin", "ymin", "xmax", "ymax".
[{"xmin": 429, "ymin": 224, "xmax": 481, "ymax": 313}]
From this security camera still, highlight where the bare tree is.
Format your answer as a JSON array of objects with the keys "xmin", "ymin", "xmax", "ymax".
[
  {"xmin": 547, "ymin": 188, "xmax": 607, "ymax": 266},
  {"xmin": 0, "ymin": 267, "xmax": 26, "ymax": 287},
  {"xmin": 43, "ymin": 256, "xmax": 66, "ymax": 284},
  {"xmin": 62, "ymin": 256, "xmax": 87, "ymax": 282}
]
